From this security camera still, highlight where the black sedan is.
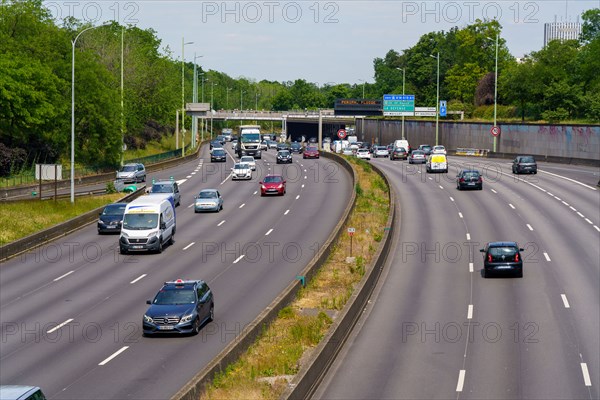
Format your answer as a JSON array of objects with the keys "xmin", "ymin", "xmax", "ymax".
[
  {"xmin": 97, "ymin": 203, "xmax": 127, "ymax": 233},
  {"xmin": 210, "ymin": 149, "xmax": 227, "ymax": 162},
  {"xmin": 276, "ymin": 150, "xmax": 293, "ymax": 164},
  {"xmin": 456, "ymin": 170, "xmax": 483, "ymax": 190},
  {"xmin": 276, "ymin": 142, "xmax": 290, "ymax": 151},
  {"xmin": 290, "ymin": 142, "xmax": 303, "ymax": 154},
  {"xmin": 480, "ymin": 242, "xmax": 524, "ymax": 278}
]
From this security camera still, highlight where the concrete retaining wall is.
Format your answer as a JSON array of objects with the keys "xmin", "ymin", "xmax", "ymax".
[
  {"xmin": 357, "ymin": 119, "xmax": 600, "ymax": 165},
  {"xmin": 171, "ymin": 152, "xmax": 358, "ymax": 400}
]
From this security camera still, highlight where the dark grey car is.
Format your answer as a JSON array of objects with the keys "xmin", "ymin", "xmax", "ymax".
[
  {"xmin": 480, "ymin": 242, "xmax": 524, "ymax": 278},
  {"xmin": 512, "ymin": 155, "xmax": 537, "ymax": 174}
]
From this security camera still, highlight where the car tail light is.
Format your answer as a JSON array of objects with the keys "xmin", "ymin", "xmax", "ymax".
[
  {"xmin": 514, "ymin": 253, "xmax": 520, "ymax": 262},
  {"xmin": 479, "ymin": 177, "xmax": 483, "ymax": 182},
  {"xmin": 487, "ymin": 254, "xmax": 492, "ymax": 262},
  {"xmin": 459, "ymin": 178, "xmax": 465, "ymax": 183}
]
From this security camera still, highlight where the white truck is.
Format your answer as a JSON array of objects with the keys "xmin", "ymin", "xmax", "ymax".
[
  {"xmin": 119, "ymin": 194, "xmax": 176, "ymax": 254},
  {"xmin": 236, "ymin": 125, "xmax": 262, "ymax": 159}
]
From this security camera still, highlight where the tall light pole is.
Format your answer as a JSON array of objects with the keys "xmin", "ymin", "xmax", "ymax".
[
  {"xmin": 120, "ymin": 27, "xmax": 125, "ymax": 166},
  {"xmin": 192, "ymin": 54, "xmax": 202, "ymax": 149},
  {"xmin": 255, "ymin": 91, "xmax": 259, "ymax": 110},
  {"xmin": 71, "ymin": 22, "xmax": 110, "ymax": 204},
  {"xmin": 396, "ymin": 67, "xmax": 406, "ymax": 139},
  {"xmin": 226, "ymin": 87, "xmax": 232, "ymax": 110},
  {"xmin": 200, "ymin": 74, "xmax": 207, "ymax": 141},
  {"xmin": 430, "ymin": 52, "xmax": 440, "ymax": 146},
  {"xmin": 210, "ymin": 82, "xmax": 217, "ymax": 138},
  {"xmin": 358, "ymin": 79, "xmax": 366, "ymax": 98},
  {"xmin": 181, "ymin": 38, "xmax": 194, "ymax": 157},
  {"xmin": 487, "ymin": 33, "xmax": 499, "ymax": 152},
  {"xmin": 240, "ymin": 89, "xmax": 246, "ymax": 111}
]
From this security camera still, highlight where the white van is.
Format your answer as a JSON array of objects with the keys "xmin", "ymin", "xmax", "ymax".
[
  {"xmin": 393, "ymin": 139, "xmax": 411, "ymax": 153},
  {"xmin": 119, "ymin": 194, "xmax": 176, "ymax": 254}
]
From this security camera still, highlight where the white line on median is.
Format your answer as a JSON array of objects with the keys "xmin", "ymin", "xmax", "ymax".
[
  {"xmin": 130, "ymin": 274, "xmax": 147, "ymax": 284},
  {"xmin": 544, "ymin": 252, "xmax": 551, "ymax": 262},
  {"xmin": 54, "ymin": 271, "xmax": 74, "ymax": 282},
  {"xmin": 509, "ymin": 203, "xmax": 515, "ymax": 209},
  {"xmin": 581, "ymin": 363, "xmax": 592, "ymax": 386},
  {"xmin": 265, "ymin": 229, "xmax": 273, "ymax": 236},
  {"xmin": 233, "ymin": 255, "xmax": 245, "ymax": 264},
  {"xmin": 456, "ymin": 370, "xmax": 466, "ymax": 392},
  {"xmin": 98, "ymin": 346, "xmax": 129, "ymax": 366},
  {"xmin": 217, "ymin": 220, "xmax": 225, "ymax": 227},
  {"xmin": 527, "ymin": 224, "xmax": 534, "ymax": 231},
  {"xmin": 469, "ymin": 263, "xmax": 473, "ymax": 273},
  {"xmin": 284, "ymin": 209, "xmax": 290, "ymax": 215},
  {"xmin": 183, "ymin": 242, "xmax": 195, "ymax": 250},
  {"xmin": 561, "ymin": 294, "xmax": 570, "ymax": 308},
  {"xmin": 47, "ymin": 319, "xmax": 74, "ymax": 334},
  {"xmin": 466, "ymin": 233, "xmax": 471, "ymax": 241}
]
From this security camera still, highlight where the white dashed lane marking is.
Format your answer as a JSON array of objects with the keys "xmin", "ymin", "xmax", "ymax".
[
  {"xmin": 130, "ymin": 274, "xmax": 147, "ymax": 284},
  {"xmin": 98, "ymin": 346, "xmax": 129, "ymax": 366}
]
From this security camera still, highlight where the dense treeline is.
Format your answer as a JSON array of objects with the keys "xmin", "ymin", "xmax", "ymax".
[{"xmin": 1, "ymin": 0, "xmax": 598, "ymax": 176}]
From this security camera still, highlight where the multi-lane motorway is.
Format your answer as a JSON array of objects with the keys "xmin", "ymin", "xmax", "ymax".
[
  {"xmin": 0, "ymin": 145, "xmax": 352, "ymax": 399},
  {"xmin": 315, "ymin": 155, "xmax": 599, "ymax": 399}
]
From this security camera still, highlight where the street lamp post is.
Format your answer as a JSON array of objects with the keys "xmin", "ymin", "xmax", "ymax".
[
  {"xmin": 226, "ymin": 87, "xmax": 232, "ymax": 110},
  {"xmin": 397, "ymin": 67, "xmax": 406, "ymax": 139},
  {"xmin": 430, "ymin": 52, "xmax": 440, "ymax": 146},
  {"xmin": 201, "ymin": 75, "xmax": 207, "ymax": 141},
  {"xmin": 358, "ymin": 79, "xmax": 366, "ymax": 98},
  {"xmin": 181, "ymin": 38, "xmax": 194, "ymax": 157},
  {"xmin": 240, "ymin": 90, "xmax": 246, "ymax": 111},
  {"xmin": 210, "ymin": 82, "xmax": 217, "ymax": 139},
  {"xmin": 192, "ymin": 54, "xmax": 202, "ymax": 148},
  {"xmin": 487, "ymin": 33, "xmax": 499, "ymax": 152},
  {"xmin": 71, "ymin": 23, "xmax": 110, "ymax": 204}
]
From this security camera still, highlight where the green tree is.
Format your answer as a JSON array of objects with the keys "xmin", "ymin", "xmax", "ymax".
[
  {"xmin": 445, "ymin": 63, "xmax": 486, "ymax": 103},
  {"xmin": 580, "ymin": 8, "xmax": 600, "ymax": 43}
]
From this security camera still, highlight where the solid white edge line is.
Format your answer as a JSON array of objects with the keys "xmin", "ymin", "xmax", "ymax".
[
  {"xmin": 561, "ymin": 294, "xmax": 570, "ymax": 309},
  {"xmin": 183, "ymin": 242, "xmax": 195, "ymax": 251},
  {"xmin": 47, "ymin": 318, "xmax": 74, "ymax": 334},
  {"xmin": 233, "ymin": 254, "xmax": 245, "ymax": 264},
  {"xmin": 527, "ymin": 224, "xmax": 534, "ymax": 231},
  {"xmin": 509, "ymin": 203, "xmax": 515, "ymax": 209},
  {"xmin": 265, "ymin": 229, "xmax": 273, "ymax": 236},
  {"xmin": 544, "ymin": 252, "xmax": 551, "ymax": 262},
  {"xmin": 469, "ymin": 263, "xmax": 474, "ymax": 273},
  {"xmin": 467, "ymin": 304, "xmax": 473, "ymax": 319},
  {"xmin": 53, "ymin": 271, "xmax": 74, "ymax": 282},
  {"xmin": 239, "ymin": 203, "xmax": 245, "ymax": 208},
  {"xmin": 129, "ymin": 274, "xmax": 147, "ymax": 284},
  {"xmin": 581, "ymin": 363, "xmax": 592, "ymax": 386},
  {"xmin": 456, "ymin": 370, "xmax": 466, "ymax": 392},
  {"xmin": 466, "ymin": 233, "xmax": 471, "ymax": 241},
  {"xmin": 217, "ymin": 220, "xmax": 225, "ymax": 227},
  {"xmin": 539, "ymin": 169, "xmax": 598, "ymax": 191},
  {"xmin": 284, "ymin": 209, "xmax": 290, "ymax": 215},
  {"xmin": 98, "ymin": 346, "xmax": 129, "ymax": 366},
  {"xmin": 459, "ymin": 212, "xmax": 463, "ymax": 219}
]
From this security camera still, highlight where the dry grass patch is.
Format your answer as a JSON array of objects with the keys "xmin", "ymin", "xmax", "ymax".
[
  {"xmin": 203, "ymin": 156, "xmax": 390, "ymax": 399},
  {"xmin": 0, "ymin": 194, "xmax": 124, "ymax": 244}
]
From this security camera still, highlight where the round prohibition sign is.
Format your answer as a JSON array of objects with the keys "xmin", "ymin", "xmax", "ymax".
[
  {"xmin": 490, "ymin": 126, "xmax": 501, "ymax": 137},
  {"xmin": 337, "ymin": 129, "xmax": 347, "ymax": 139}
]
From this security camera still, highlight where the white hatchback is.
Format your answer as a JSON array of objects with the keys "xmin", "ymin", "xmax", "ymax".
[
  {"xmin": 356, "ymin": 149, "xmax": 371, "ymax": 160},
  {"xmin": 432, "ymin": 145, "xmax": 447, "ymax": 155}
]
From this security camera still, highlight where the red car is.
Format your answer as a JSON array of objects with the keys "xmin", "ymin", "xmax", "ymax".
[
  {"xmin": 303, "ymin": 146, "xmax": 320, "ymax": 159},
  {"xmin": 260, "ymin": 175, "xmax": 286, "ymax": 196}
]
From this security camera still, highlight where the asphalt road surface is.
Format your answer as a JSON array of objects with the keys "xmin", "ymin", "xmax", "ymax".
[
  {"xmin": 0, "ymin": 144, "xmax": 352, "ymax": 399},
  {"xmin": 314, "ymin": 155, "xmax": 599, "ymax": 400}
]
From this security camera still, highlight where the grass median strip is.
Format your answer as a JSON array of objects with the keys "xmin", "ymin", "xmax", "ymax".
[
  {"xmin": 0, "ymin": 194, "xmax": 124, "ymax": 244},
  {"xmin": 204, "ymin": 157, "xmax": 390, "ymax": 399}
]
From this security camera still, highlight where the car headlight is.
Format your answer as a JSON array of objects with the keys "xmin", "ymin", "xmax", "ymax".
[
  {"xmin": 98, "ymin": 219, "xmax": 103, "ymax": 224},
  {"xmin": 261, "ymin": 185, "xmax": 266, "ymax": 190},
  {"xmin": 121, "ymin": 231, "xmax": 129, "ymax": 238},
  {"xmin": 147, "ymin": 231, "xmax": 159, "ymax": 238},
  {"xmin": 180, "ymin": 313, "xmax": 193, "ymax": 324},
  {"xmin": 144, "ymin": 315, "xmax": 153, "ymax": 323},
  {"xmin": 277, "ymin": 184, "xmax": 283, "ymax": 189}
]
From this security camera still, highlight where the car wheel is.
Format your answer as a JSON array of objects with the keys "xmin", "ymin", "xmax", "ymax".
[
  {"xmin": 192, "ymin": 317, "xmax": 201, "ymax": 335},
  {"xmin": 533, "ymin": 171, "xmax": 537, "ymax": 174},
  {"xmin": 517, "ymin": 269, "xmax": 523, "ymax": 278},
  {"xmin": 120, "ymin": 247, "xmax": 127, "ymax": 255},
  {"xmin": 483, "ymin": 269, "xmax": 489, "ymax": 278},
  {"xmin": 478, "ymin": 185, "xmax": 483, "ymax": 190},
  {"xmin": 208, "ymin": 304, "xmax": 214, "ymax": 322},
  {"xmin": 169, "ymin": 231, "xmax": 174, "ymax": 245},
  {"xmin": 457, "ymin": 184, "xmax": 461, "ymax": 190},
  {"xmin": 157, "ymin": 239, "xmax": 163, "ymax": 254}
]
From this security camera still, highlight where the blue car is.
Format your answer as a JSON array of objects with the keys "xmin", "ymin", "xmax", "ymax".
[
  {"xmin": 143, "ymin": 279, "xmax": 214, "ymax": 336},
  {"xmin": 97, "ymin": 203, "xmax": 127, "ymax": 233}
]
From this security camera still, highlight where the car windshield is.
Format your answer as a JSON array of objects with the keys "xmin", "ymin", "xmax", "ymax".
[
  {"xmin": 520, "ymin": 156, "xmax": 535, "ymax": 163},
  {"xmin": 278, "ymin": 151, "xmax": 290, "ymax": 156},
  {"xmin": 395, "ymin": 147, "xmax": 406, "ymax": 152},
  {"xmin": 234, "ymin": 163, "xmax": 249, "ymax": 169},
  {"xmin": 153, "ymin": 289, "xmax": 196, "ymax": 305},
  {"xmin": 463, "ymin": 171, "xmax": 480, "ymax": 178},
  {"xmin": 413, "ymin": 151, "xmax": 424, "ymax": 155},
  {"xmin": 122, "ymin": 213, "xmax": 158, "ymax": 230},
  {"xmin": 240, "ymin": 157, "xmax": 254, "ymax": 163},
  {"xmin": 102, "ymin": 204, "xmax": 126, "ymax": 216},
  {"xmin": 120, "ymin": 165, "xmax": 136, "ymax": 172},
  {"xmin": 151, "ymin": 184, "xmax": 173, "ymax": 193},
  {"xmin": 489, "ymin": 247, "xmax": 518, "ymax": 259},
  {"xmin": 198, "ymin": 191, "xmax": 217, "ymax": 199},
  {"xmin": 241, "ymin": 134, "xmax": 260, "ymax": 143},
  {"xmin": 291, "ymin": 143, "xmax": 301, "ymax": 148},
  {"xmin": 306, "ymin": 147, "xmax": 317, "ymax": 151},
  {"xmin": 264, "ymin": 176, "xmax": 283, "ymax": 183},
  {"xmin": 434, "ymin": 146, "xmax": 444, "ymax": 150},
  {"xmin": 212, "ymin": 150, "xmax": 225, "ymax": 155}
]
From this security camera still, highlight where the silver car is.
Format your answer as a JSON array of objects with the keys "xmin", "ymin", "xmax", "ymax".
[
  {"xmin": 116, "ymin": 163, "xmax": 146, "ymax": 183},
  {"xmin": 194, "ymin": 189, "xmax": 223, "ymax": 212},
  {"xmin": 231, "ymin": 163, "xmax": 252, "ymax": 180},
  {"xmin": 149, "ymin": 179, "xmax": 181, "ymax": 206}
]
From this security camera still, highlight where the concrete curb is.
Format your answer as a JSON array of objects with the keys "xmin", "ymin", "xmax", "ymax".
[
  {"xmin": 279, "ymin": 161, "xmax": 396, "ymax": 400},
  {"xmin": 0, "ymin": 188, "xmax": 145, "ymax": 263},
  {"xmin": 170, "ymin": 152, "xmax": 358, "ymax": 400}
]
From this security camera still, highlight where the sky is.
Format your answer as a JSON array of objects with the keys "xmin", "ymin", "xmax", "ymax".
[{"xmin": 44, "ymin": 0, "xmax": 599, "ymax": 85}]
